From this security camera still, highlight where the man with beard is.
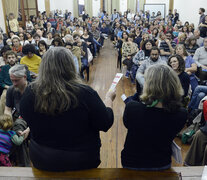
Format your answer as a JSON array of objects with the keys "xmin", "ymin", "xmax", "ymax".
[
  {"xmin": 136, "ymin": 47, "xmax": 166, "ymax": 88},
  {"xmin": 0, "ymin": 51, "xmax": 31, "ymax": 114},
  {"xmin": 4, "ymin": 64, "xmax": 30, "ymax": 167}
]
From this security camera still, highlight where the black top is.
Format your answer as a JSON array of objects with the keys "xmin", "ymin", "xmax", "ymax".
[
  {"xmin": 6, "ymin": 86, "xmax": 23, "ymax": 116},
  {"xmin": 81, "ymin": 34, "xmax": 93, "ymax": 44},
  {"xmin": 178, "ymin": 71, "xmax": 190, "ymax": 97},
  {"xmin": 186, "ymin": 44, "xmax": 199, "ymax": 55},
  {"xmin": 121, "ymin": 101, "xmax": 187, "ymax": 168},
  {"xmin": 20, "ymin": 85, "xmax": 114, "ymax": 171}
]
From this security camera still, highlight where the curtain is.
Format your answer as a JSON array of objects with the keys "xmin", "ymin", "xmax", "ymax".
[
  {"xmin": 105, "ymin": 0, "xmax": 111, "ymax": 15},
  {"xmin": 84, "ymin": 0, "xmax": 93, "ymax": 17},
  {"xmin": 139, "ymin": 0, "xmax": 145, "ymax": 11},
  {"xmin": 3, "ymin": 0, "xmax": 19, "ymax": 19},
  {"xmin": 45, "ymin": 0, "xmax": 51, "ymax": 16},
  {"xmin": 73, "ymin": 0, "xmax": 79, "ymax": 17},
  {"xmin": 127, "ymin": 0, "xmax": 136, "ymax": 13},
  {"xmin": 112, "ymin": 0, "xmax": 120, "ymax": 13}
]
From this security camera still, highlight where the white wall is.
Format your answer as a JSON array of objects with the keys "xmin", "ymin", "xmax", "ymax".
[
  {"xmin": 50, "ymin": 0, "xmax": 74, "ymax": 15},
  {"xmin": 174, "ymin": 0, "xmax": 207, "ymax": 28},
  {"xmin": 37, "ymin": 0, "xmax": 45, "ymax": 13},
  {"xmin": 93, "ymin": 0, "xmax": 100, "ymax": 17},
  {"xmin": 120, "ymin": 0, "xmax": 127, "ymax": 14},
  {"xmin": 0, "ymin": 1, "xmax": 6, "ymax": 33},
  {"xmin": 145, "ymin": 0, "xmax": 169, "ymax": 18}
]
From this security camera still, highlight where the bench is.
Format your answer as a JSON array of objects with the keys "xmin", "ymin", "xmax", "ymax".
[{"xmin": 0, "ymin": 166, "xmax": 204, "ymax": 180}]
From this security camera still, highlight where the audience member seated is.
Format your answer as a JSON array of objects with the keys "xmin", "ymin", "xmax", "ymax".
[
  {"xmin": 188, "ymin": 85, "xmax": 207, "ymax": 111},
  {"xmin": 19, "ymin": 47, "xmax": 116, "ymax": 171},
  {"xmin": 51, "ymin": 37, "xmax": 64, "ymax": 47},
  {"xmin": 168, "ymin": 55, "xmax": 190, "ymax": 107},
  {"xmin": 175, "ymin": 44, "xmax": 198, "ymax": 92},
  {"xmin": 0, "ymin": 46, "xmax": 12, "ymax": 67},
  {"xmin": 116, "ymin": 31, "xmax": 128, "ymax": 69},
  {"xmin": 0, "ymin": 33, "xmax": 4, "ymax": 51},
  {"xmin": 81, "ymin": 28, "xmax": 94, "ymax": 56},
  {"xmin": 194, "ymin": 29, "xmax": 204, "ymax": 47},
  {"xmin": 73, "ymin": 33, "xmax": 89, "ymax": 81},
  {"xmin": 160, "ymin": 31, "xmax": 176, "ymax": 61},
  {"xmin": 122, "ymin": 33, "xmax": 138, "ymax": 80},
  {"xmin": 25, "ymin": 16, "xmax": 34, "ymax": 33},
  {"xmin": 38, "ymin": 40, "xmax": 48, "ymax": 57},
  {"xmin": 136, "ymin": 47, "xmax": 166, "ymax": 88},
  {"xmin": 45, "ymin": 32, "xmax": 53, "ymax": 46},
  {"xmin": 132, "ymin": 40, "xmax": 155, "ymax": 81},
  {"xmin": 100, "ymin": 22, "xmax": 109, "ymax": 39},
  {"xmin": 185, "ymin": 95, "xmax": 207, "ymax": 166},
  {"xmin": 121, "ymin": 64, "xmax": 187, "ymax": 170},
  {"xmin": 4, "ymin": 65, "xmax": 30, "ymax": 166},
  {"xmin": 168, "ymin": 54, "xmax": 190, "ymax": 97},
  {"xmin": 73, "ymin": 24, "xmax": 83, "ymax": 36},
  {"xmin": 32, "ymin": 33, "xmax": 41, "ymax": 49},
  {"xmin": 0, "ymin": 114, "xmax": 24, "ymax": 166},
  {"xmin": 25, "ymin": 32, "xmax": 33, "ymax": 44},
  {"xmin": 193, "ymin": 37, "xmax": 207, "ymax": 81},
  {"xmin": 185, "ymin": 36, "xmax": 199, "ymax": 56},
  {"xmin": 11, "ymin": 36, "xmax": 23, "ymax": 60},
  {"xmin": 91, "ymin": 24, "xmax": 103, "ymax": 56},
  {"xmin": 20, "ymin": 44, "xmax": 42, "ymax": 78},
  {"xmin": 65, "ymin": 42, "xmax": 79, "ymax": 73},
  {"xmin": 19, "ymin": 32, "xmax": 29, "ymax": 47},
  {"xmin": 0, "ymin": 51, "xmax": 31, "ymax": 115}
]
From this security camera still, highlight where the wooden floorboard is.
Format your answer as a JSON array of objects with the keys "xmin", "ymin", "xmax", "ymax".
[{"xmin": 87, "ymin": 39, "xmax": 190, "ymax": 168}]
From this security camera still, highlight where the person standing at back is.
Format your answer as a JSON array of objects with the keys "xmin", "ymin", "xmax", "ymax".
[
  {"xmin": 199, "ymin": 8, "xmax": 206, "ymax": 26},
  {"xmin": 7, "ymin": 13, "xmax": 19, "ymax": 34}
]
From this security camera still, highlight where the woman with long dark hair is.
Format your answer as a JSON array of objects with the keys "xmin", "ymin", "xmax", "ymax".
[
  {"xmin": 168, "ymin": 54, "xmax": 190, "ymax": 98},
  {"xmin": 20, "ymin": 47, "xmax": 116, "ymax": 171}
]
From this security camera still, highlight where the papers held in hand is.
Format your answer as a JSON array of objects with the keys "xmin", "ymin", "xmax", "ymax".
[{"xmin": 109, "ymin": 73, "xmax": 123, "ymax": 91}]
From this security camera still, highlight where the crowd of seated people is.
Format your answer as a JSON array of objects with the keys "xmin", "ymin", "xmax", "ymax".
[{"xmin": 0, "ymin": 6, "xmax": 207, "ymax": 171}]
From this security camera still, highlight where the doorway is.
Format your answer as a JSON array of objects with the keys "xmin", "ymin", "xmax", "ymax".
[{"xmin": 78, "ymin": 0, "xmax": 85, "ymax": 16}]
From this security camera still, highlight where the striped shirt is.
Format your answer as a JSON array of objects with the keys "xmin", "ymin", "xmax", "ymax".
[{"xmin": 0, "ymin": 129, "xmax": 16, "ymax": 154}]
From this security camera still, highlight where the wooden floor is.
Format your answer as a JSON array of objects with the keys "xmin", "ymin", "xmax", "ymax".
[{"xmin": 87, "ymin": 39, "xmax": 190, "ymax": 168}]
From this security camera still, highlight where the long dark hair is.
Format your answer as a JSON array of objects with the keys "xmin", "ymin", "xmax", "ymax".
[
  {"xmin": 32, "ymin": 47, "xmax": 84, "ymax": 115},
  {"xmin": 142, "ymin": 40, "xmax": 155, "ymax": 57},
  {"xmin": 168, "ymin": 54, "xmax": 185, "ymax": 73}
]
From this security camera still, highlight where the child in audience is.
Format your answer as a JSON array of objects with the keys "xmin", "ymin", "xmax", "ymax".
[{"xmin": 0, "ymin": 114, "xmax": 24, "ymax": 166}]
